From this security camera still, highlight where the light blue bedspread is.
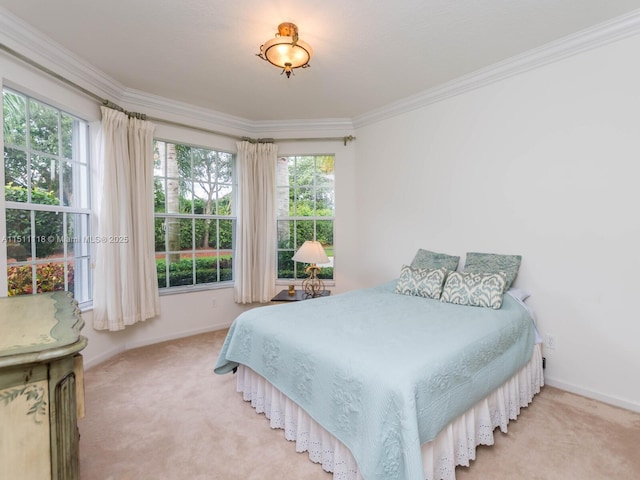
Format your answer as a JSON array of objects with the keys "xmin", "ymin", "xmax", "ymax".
[{"xmin": 214, "ymin": 281, "xmax": 535, "ymax": 480}]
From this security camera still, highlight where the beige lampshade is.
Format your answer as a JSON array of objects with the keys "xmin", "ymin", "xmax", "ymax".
[{"xmin": 292, "ymin": 240, "xmax": 329, "ymax": 265}]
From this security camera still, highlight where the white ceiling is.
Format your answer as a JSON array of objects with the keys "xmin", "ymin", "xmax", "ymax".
[{"xmin": 1, "ymin": 0, "xmax": 640, "ymax": 122}]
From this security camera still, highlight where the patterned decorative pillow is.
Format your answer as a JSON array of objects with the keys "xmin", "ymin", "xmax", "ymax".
[
  {"xmin": 440, "ymin": 271, "xmax": 507, "ymax": 309},
  {"xmin": 395, "ymin": 265, "xmax": 448, "ymax": 300},
  {"xmin": 463, "ymin": 252, "xmax": 522, "ymax": 292},
  {"xmin": 410, "ymin": 249, "xmax": 460, "ymax": 272}
]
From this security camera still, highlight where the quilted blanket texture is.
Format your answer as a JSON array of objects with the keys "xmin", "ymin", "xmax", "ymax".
[{"xmin": 214, "ymin": 282, "xmax": 536, "ymax": 480}]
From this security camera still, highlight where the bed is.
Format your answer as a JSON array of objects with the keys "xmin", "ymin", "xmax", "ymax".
[{"xmin": 214, "ymin": 252, "xmax": 543, "ymax": 480}]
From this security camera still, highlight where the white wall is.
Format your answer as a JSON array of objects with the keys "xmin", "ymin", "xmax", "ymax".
[{"xmin": 350, "ymin": 33, "xmax": 640, "ymax": 412}]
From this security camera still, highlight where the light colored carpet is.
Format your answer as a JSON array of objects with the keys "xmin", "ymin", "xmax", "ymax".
[{"xmin": 79, "ymin": 330, "xmax": 640, "ymax": 479}]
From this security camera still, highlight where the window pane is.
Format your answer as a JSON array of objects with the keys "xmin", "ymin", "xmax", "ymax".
[
  {"xmin": 220, "ymin": 252, "xmax": 233, "ymax": 282},
  {"xmin": 36, "ymin": 261, "xmax": 69, "ymax": 294},
  {"xmin": 286, "ymin": 157, "xmax": 296, "ymax": 183},
  {"xmin": 29, "ymin": 99, "xmax": 59, "ymax": 155},
  {"xmin": 217, "ymin": 153, "xmax": 233, "ymax": 182},
  {"xmin": 278, "ymin": 250, "xmax": 295, "ymax": 279},
  {"xmin": 169, "ymin": 256, "xmax": 194, "ymax": 287},
  {"xmin": 70, "ymin": 257, "xmax": 91, "ymax": 301},
  {"xmin": 276, "ymin": 186, "xmax": 291, "ymax": 216},
  {"xmin": 4, "ymin": 147, "xmax": 28, "ymax": 191},
  {"xmin": 218, "ymin": 186, "xmax": 233, "ymax": 215},
  {"xmin": 295, "ymin": 187, "xmax": 314, "ymax": 216},
  {"xmin": 175, "ymin": 144, "xmax": 192, "ymax": 179},
  {"xmin": 156, "ymin": 257, "xmax": 168, "ymax": 289},
  {"xmin": 34, "ymin": 210, "xmax": 63, "ymax": 260},
  {"xmin": 165, "ymin": 178, "xmax": 182, "ymax": 215},
  {"xmin": 3, "ymin": 91, "xmax": 27, "ymax": 147},
  {"xmin": 166, "ymin": 217, "xmax": 193, "ymax": 252},
  {"xmin": 316, "ymin": 188, "xmax": 334, "ymax": 215},
  {"xmin": 178, "ymin": 218, "xmax": 194, "ymax": 251},
  {"xmin": 60, "ymin": 113, "xmax": 74, "ymax": 159},
  {"xmin": 295, "ymin": 221, "xmax": 315, "ymax": 248},
  {"xmin": 192, "ymin": 148, "xmax": 215, "ymax": 184},
  {"xmin": 194, "ymin": 218, "xmax": 215, "ymax": 249},
  {"xmin": 31, "ymin": 154, "xmax": 60, "ymax": 205},
  {"xmin": 276, "ymin": 157, "xmax": 289, "ymax": 187},
  {"xmin": 178, "ymin": 181, "xmax": 193, "ymax": 214},
  {"xmin": 317, "ymin": 265, "xmax": 334, "ymax": 280},
  {"xmin": 67, "ymin": 213, "xmax": 91, "ymax": 258},
  {"xmin": 7, "ymin": 264, "xmax": 35, "ymax": 295},
  {"xmin": 195, "ymin": 254, "xmax": 218, "ymax": 284},
  {"xmin": 316, "ymin": 220, "xmax": 334, "ymax": 245},
  {"xmin": 71, "ymin": 162, "xmax": 90, "ymax": 209},
  {"xmin": 295, "ymin": 157, "xmax": 315, "ymax": 186},
  {"xmin": 316, "ymin": 156, "xmax": 335, "ymax": 187},
  {"xmin": 193, "ymin": 183, "xmax": 215, "ymax": 214},
  {"xmin": 6, "ymin": 208, "xmax": 32, "ymax": 261},
  {"xmin": 219, "ymin": 219, "xmax": 233, "ymax": 249},
  {"xmin": 154, "ymin": 218, "xmax": 166, "ymax": 253},
  {"xmin": 61, "ymin": 160, "xmax": 73, "ymax": 206},
  {"xmin": 154, "ymin": 179, "xmax": 166, "ymax": 213},
  {"xmin": 154, "ymin": 142, "xmax": 166, "ymax": 177},
  {"xmin": 277, "ymin": 220, "xmax": 294, "ymax": 249}
]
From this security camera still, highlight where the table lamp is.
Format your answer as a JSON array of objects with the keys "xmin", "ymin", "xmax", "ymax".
[{"xmin": 292, "ymin": 240, "xmax": 329, "ymax": 298}]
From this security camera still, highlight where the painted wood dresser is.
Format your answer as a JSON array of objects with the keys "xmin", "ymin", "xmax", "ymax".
[{"xmin": 0, "ymin": 291, "xmax": 87, "ymax": 480}]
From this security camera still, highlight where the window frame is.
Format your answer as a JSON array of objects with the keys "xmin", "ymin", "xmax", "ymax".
[
  {"xmin": 153, "ymin": 138, "xmax": 237, "ymax": 293},
  {"xmin": 2, "ymin": 87, "xmax": 92, "ymax": 304},
  {"xmin": 276, "ymin": 154, "xmax": 335, "ymax": 282}
]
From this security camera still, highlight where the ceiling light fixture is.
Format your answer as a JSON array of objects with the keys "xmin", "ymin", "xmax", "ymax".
[{"xmin": 257, "ymin": 22, "xmax": 312, "ymax": 78}]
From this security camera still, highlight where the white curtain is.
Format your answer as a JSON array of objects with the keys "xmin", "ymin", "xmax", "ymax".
[
  {"xmin": 234, "ymin": 141, "xmax": 278, "ymax": 303},
  {"xmin": 92, "ymin": 106, "xmax": 160, "ymax": 331}
]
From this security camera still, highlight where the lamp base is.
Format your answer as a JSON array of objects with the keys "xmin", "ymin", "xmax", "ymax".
[{"xmin": 302, "ymin": 265, "xmax": 325, "ymax": 298}]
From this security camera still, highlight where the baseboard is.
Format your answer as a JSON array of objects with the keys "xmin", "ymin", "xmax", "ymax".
[
  {"xmin": 83, "ymin": 345, "xmax": 126, "ymax": 370},
  {"xmin": 544, "ymin": 376, "xmax": 640, "ymax": 414},
  {"xmin": 123, "ymin": 321, "xmax": 233, "ymax": 352},
  {"xmin": 83, "ymin": 321, "xmax": 233, "ymax": 370}
]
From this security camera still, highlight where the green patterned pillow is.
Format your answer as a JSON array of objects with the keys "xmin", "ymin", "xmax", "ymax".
[
  {"xmin": 410, "ymin": 249, "xmax": 460, "ymax": 272},
  {"xmin": 440, "ymin": 271, "xmax": 506, "ymax": 309},
  {"xmin": 395, "ymin": 265, "xmax": 448, "ymax": 300},
  {"xmin": 463, "ymin": 252, "xmax": 522, "ymax": 291}
]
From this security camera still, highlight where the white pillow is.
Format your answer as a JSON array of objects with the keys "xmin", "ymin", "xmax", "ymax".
[{"xmin": 507, "ymin": 287, "xmax": 531, "ymax": 302}]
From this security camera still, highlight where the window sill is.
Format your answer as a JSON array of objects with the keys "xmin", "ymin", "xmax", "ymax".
[
  {"xmin": 276, "ymin": 280, "xmax": 336, "ymax": 288},
  {"xmin": 158, "ymin": 282, "xmax": 234, "ymax": 296}
]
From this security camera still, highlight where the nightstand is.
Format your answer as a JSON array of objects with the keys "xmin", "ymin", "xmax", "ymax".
[{"xmin": 271, "ymin": 289, "xmax": 331, "ymax": 302}]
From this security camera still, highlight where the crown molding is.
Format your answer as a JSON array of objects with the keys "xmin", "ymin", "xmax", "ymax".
[
  {"xmin": 353, "ymin": 8, "xmax": 640, "ymax": 128},
  {"xmin": 122, "ymin": 88, "xmax": 354, "ymax": 138},
  {"xmin": 121, "ymin": 88, "xmax": 256, "ymax": 137},
  {"xmin": 250, "ymin": 118, "xmax": 355, "ymax": 138}
]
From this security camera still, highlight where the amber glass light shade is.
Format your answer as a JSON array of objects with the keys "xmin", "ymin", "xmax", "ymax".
[{"xmin": 257, "ymin": 23, "xmax": 312, "ymax": 78}]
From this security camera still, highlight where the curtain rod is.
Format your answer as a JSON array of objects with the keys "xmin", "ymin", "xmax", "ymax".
[{"xmin": 0, "ymin": 42, "xmax": 356, "ymax": 146}]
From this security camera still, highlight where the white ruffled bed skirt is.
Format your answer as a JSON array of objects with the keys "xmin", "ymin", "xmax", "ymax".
[{"xmin": 236, "ymin": 343, "xmax": 544, "ymax": 480}]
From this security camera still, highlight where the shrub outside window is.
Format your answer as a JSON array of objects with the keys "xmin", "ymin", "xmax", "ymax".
[
  {"xmin": 277, "ymin": 155, "xmax": 334, "ymax": 280},
  {"xmin": 154, "ymin": 140, "xmax": 235, "ymax": 290},
  {"xmin": 3, "ymin": 88, "xmax": 92, "ymax": 303}
]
